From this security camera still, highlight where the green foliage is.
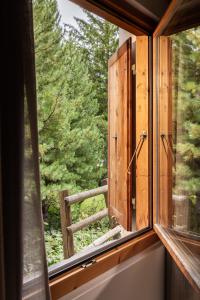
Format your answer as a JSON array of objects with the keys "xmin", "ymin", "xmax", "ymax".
[
  {"xmin": 172, "ymin": 27, "xmax": 200, "ymax": 232},
  {"xmin": 33, "ymin": 0, "xmax": 118, "ymax": 265},
  {"xmin": 67, "ymin": 12, "xmax": 119, "ymax": 161},
  {"xmin": 45, "ymin": 195, "xmax": 110, "ymax": 265},
  {"xmin": 66, "ymin": 11, "xmax": 119, "ymax": 116},
  {"xmin": 34, "ymin": 0, "xmax": 108, "ymax": 216},
  {"xmin": 45, "ymin": 230, "xmax": 64, "ymax": 265}
]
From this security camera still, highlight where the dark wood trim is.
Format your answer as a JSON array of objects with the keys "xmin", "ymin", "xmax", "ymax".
[
  {"xmin": 154, "ymin": 224, "xmax": 200, "ymax": 294},
  {"xmin": 71, "ymin": 0, "xmax": 158, "ymax": 36},
  {"xmin": 153, "ymin": 0, "xmax": 183, "ymax": 37},
  {"xmin": 49, "ymin": 231, "xmax": 158, "ymax": 299}
]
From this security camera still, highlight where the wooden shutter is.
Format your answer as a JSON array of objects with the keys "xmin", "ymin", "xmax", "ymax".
[
  {"xmin": 108, "ymin": 38, "xmax": 132, "ymax": 231},
  {"xmin": 135, "ymin": 36, "xmax": 149, "ymax": 230}
]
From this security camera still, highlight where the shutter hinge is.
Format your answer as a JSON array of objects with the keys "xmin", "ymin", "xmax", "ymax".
[{"xmin": 132, "ymin": 64, "xmax": 136, "ymax": 75}]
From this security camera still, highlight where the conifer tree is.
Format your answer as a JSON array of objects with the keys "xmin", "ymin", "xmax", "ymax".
[
  {"xmin": 67, "ymin": 12, "xmax": 119, "ymax": 162},
  {"xmin": 172, "ymin": 27, "xmax": 200, "ymax": 232},
  {"xmin": 33, "ymin": 0, "xmax": 105, "ymax": 223}
]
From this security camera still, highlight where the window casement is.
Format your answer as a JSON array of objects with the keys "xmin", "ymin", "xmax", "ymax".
[
  {"xmin": 47, "ymin": 0, "xmax": 200, "ymax": 298},
  {"xmin": 153, "ymin": 0, "xmax": 200, "ymax": 294}
]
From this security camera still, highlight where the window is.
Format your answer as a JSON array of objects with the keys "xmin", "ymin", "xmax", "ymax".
[
  {"xmin": 154, "ymin": 4, "xmax": 200, "ymax": 292},
  {"xmin": 32, "ymin": 0, "xmax": 151, "ymax": 279}
]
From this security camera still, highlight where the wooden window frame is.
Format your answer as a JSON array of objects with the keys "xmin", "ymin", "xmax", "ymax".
[
  {"xmin": 153, "ymin": 0, "xmax": 200, "ymax": 294},
  {"xmin": 47, "ymin": 0, "xmax": 153, "ymax": 297},
  {"xmin": 49, "ymin": 231, "xmax": 158, "ymax": 299}
]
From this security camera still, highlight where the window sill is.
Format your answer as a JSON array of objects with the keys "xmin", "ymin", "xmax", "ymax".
[{"xmin": 49, "ymin": 230, "xmax": 158, "ymax": 299}]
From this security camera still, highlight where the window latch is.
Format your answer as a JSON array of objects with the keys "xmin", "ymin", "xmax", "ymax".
[
  {"xmin": 81, "ymin": 259, "xmax": 96, "ymax": 268},
  {"xmin": 127, "ymin": 131, "xmax": 147, "ymax": 175}
]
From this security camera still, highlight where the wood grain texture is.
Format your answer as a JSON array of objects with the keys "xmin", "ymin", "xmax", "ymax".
[
  {"xmin": 153, "ymin": 0, "xmax": 183, "ymax": 37},
  {"xmin": 65, "ymin": 185, "xmax": 108, "ymax": 205},
  {"xmin": 153, "ymin": 36, "xmax": 158, "ymax": 225},
  {"xmin": 158, "ymin": 37, "xmax": 172, "ymax": 227},
  {"xmin": 71, "ymin": 0, "xmax": 157, "ymax": 36},
  {"xmin": 67, "ymin": 209, "xmax": 108, "ymax": 233},
  {"xmin": 108, "ymin": 38, "xmax": 132, "ymax": 230},
  {"xmin": 135, "ymin": 36, "xmax": 149, "ymax": 230},
  {"xmin": 162, "ymin": 0, "xmax": 200, "ymax": 36},
  {"xmin": 49, "ymin": 230, "xmax": 158, "ymax": 299}
]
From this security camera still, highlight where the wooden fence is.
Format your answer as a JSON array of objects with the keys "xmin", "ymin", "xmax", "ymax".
[{"xmin": 60, "ymin": 180, "xmax": 120, "ymax": 258}]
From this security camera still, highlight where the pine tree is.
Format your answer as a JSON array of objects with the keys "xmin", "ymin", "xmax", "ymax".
[
  {"xmin": 33, "ymin": 0, "xmax": 105, "ymax": 225},
  {"xmin": 66, "ymin": 11, "xmax": 119, "ymax": 116},
  {"xmin": 66, "ymin": 12, "xmax": 119, "ymax": 163}
]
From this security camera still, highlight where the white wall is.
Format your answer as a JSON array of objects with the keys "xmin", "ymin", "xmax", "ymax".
[{"xmin": 60, "ymin": 242, "xmax": 165, "ymax": 300}]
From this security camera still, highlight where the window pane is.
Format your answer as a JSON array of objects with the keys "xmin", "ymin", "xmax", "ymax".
[
  {"xmin": 171, "ymin": 26, "xmax": 200, "ymax": 236},
  {"xmin": 33, "ymin": 0, "xmax": 150, "ymax": 273}
]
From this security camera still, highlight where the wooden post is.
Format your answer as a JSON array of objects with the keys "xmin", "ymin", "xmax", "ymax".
[
  {"xmin": 59, "ymin": 190, "xmax": 74, "ymax": 259},
  {"xmin": 101, "ymin": 178, "xmax": 116, "ymax": 227},
  {"xmin": 101, "ymin": 178, "xmax": 108, "ymax": 207}
]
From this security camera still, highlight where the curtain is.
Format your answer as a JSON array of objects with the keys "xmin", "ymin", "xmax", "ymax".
[{"xmin": 1, "ymin": 0, "xmax": 50, "ymax": 299}]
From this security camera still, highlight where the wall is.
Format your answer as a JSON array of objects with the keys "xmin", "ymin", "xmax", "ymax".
[{"xmin": 60, "ymin": 242, "xmax": 165, "ymax": 300}]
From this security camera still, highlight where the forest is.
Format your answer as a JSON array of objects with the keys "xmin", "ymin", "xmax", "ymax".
[
  {"xmin": 33, "ymin": 0, "xmax": 118, "ymax": 265},
  {"xmin": 172, "ymin": 27, "xmax": 200, "ymax": 234},
  {"xmin": 33, "ymin": 0, "xmax": 200, "ymax": 266}
]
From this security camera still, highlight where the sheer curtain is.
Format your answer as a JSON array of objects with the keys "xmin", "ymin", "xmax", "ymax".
[
  {"xmin": 22, "ymin": 0, "xmax": 51, "ymax": 298},
  {"xmin": 1, "ymin": 0, "xmax": 50, "ymax": 299}
]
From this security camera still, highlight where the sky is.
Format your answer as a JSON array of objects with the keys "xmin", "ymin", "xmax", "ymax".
[{"xmin": 56, "ymin": 0, "xmax": 87, "ymax": 28}]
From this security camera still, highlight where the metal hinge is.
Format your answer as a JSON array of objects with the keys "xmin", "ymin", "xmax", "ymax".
[{"xmin": 132, "ymin": 64, "xmax": 136, "ymax": 75}]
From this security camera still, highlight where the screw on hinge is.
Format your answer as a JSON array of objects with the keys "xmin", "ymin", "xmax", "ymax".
[
  {"xmin": 132, "ymin": 64, "xmax": 136, "ymax": 75},
  {"xmin": 160, "ymin": 133, "xmax": 165, "ymax": 139},
  {"xmin": 140, "ymin": 130, "xmax": 147, "ymax": 139}
]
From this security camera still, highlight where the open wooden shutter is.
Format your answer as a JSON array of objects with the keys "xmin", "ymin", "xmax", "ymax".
[{"xmin": 108, "ymin": 38, "xmax": 132, "ymax": 231}]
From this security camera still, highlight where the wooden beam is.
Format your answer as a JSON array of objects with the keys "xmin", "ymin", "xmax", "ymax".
[
  {"xmin": 49, "ymin": 230, "xmax": 158, "ymax": 299},
  {"xmin": 65, "ymin": 185, "xmax": 108, "ymax": 205},
  {"xmin": 67, "ymin": 209, "xmax": 108, "ymax": 233},
  {"xmin": 71, "ymin": 0, "xmax": 156, "ymax": 36},
  {"xmin": 85, "ymin": 225, "xmax": 122, "ymax": 249},
  {"xmin": 153, "ymin": 0, "xmax": 183, "ymax": 37}
]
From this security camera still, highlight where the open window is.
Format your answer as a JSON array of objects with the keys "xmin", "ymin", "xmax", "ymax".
[
  {"xmin": 30, "ymin": 0, "xmax": 152, "ymax": 293},
  {"xmin": 4, "ymin": 0, "xmax": 200, "ymax": 299},
  {"xmin": 153, "ymin": 0, "xmax": 200, "ymax": 293}
]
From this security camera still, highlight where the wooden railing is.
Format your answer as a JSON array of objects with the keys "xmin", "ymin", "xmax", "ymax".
[{"xmin": 60, "ymin": 181, "xmax": 117, "ymax": 258}]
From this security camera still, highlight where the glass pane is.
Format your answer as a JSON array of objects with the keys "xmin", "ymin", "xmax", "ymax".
[
  {"xmin": 33, "ymin": 0, "xmax": 150, "ymax": 273},
  {"xmin": 171, "ymin": 26, "xmax": 200, "ymax": 236}
]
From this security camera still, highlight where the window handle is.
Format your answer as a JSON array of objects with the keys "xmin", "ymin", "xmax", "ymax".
[{"xmin": 127, "ymin": 131, "xmax": 147, "ymax": 175}]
